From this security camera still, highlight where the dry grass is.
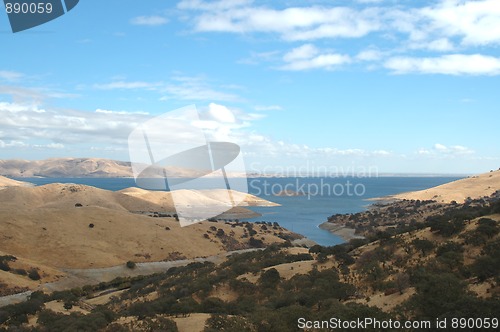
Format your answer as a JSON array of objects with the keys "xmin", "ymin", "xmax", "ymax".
[
  {"xmin": 43, "ymin": 300, "xmax": 90, "ymax": 315},
  {"xmin": 83, "ymin": 289, "xmax": 128, "ymax": 306},
  {"xmin": 0, "ymin": 175, "xmax": 31, "ymax": 189},
  {"xmin": 352, "ymin": 288, "xmax": 416, "ymax": 312},
  {"xmin": 0, "ymin": 183, "xmax": 286, "ymax": 272},
  {"xmin": 392, "ymin": 170, "xmax": 500, "ymax": 203},
  {"xmin": 0, "ymin": 249, "xmax": 66, "ymax": 295},
  {"xmin": 172, "ymin": 313, "xmax": 211, "ymax": 332}
]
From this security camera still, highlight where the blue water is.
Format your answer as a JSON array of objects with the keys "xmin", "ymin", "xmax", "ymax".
[
  {"xmin": 14, "ymin": 176, "xmax": 462, "ymax": 246},
  {"xmin": 245, "ymin": 177, "xmax": 462, "ymax": 245}
]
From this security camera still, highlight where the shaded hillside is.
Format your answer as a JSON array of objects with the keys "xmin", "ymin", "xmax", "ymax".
[{"xmin": 1, "ymin": 198, "xmax": 498, "ymax": 331}]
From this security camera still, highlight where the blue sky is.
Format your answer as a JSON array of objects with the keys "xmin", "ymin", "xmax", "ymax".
[{"xmin": 0, "ymin": 0, "xmax": 499, "ymax": 174}]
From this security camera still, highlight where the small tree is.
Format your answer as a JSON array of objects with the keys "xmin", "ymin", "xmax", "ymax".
[
  {"xmin": 476, "ymin": 218, "xmax": 498, "ymax": 238},
  {"xmin": 28, "ymin": 268, "xmax": 41, "ymax": 281},
  {"xmin": 248, "ymin": 237, "xmax": 264, "ymax": 248},
  {"xmin": 259, "ymin": 268, "xmax": 281, "ymax": 287},
  {"xmin": 0, "ymin": 260, "xmax": 10, "ymax": 271},
  {"xmin": 126, "ymin": 261, "xmax": 136, "ymax": 269},
  {"xmin": 395, "ymin": 272, "xmax": 410, "ymax": 294},
  {"xmin": 412, "ymin": 239, "xmax": 434, "ymax": 255},
  {"xmin": 316, "ymin": 252, "xmax": 328, "ymax": 263},
  {"xmin": 205, "ymin": 314, "xmax": 253, "ymax": 332}
]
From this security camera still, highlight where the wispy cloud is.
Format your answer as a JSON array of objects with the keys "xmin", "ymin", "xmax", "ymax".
[
  {"xmin": 0, "ymin": 71, "xmax": 24, "ymax": 82},
  {"xmin": 254, "ymin": 105, "xmax": 282, "ymax": 111},
  {"xmin": 0, "ymin": 85, "xmax": 80, "ymax": 103},
  {"xmin": 384, "ymin": 54, "xmax": 500, "ymax": 75},
  {"xmin": 160, "ymin": 76, "xmax": 242, "ymax": 102},
  {"xmin": 280, "ymin": 44, "xmax": 351, "ymax": 71},
  {"xmin": 417, "ymin": 143, "xmax": 475, "ymax": 156},
  {"xmin": 178, "ymin": 1, "xmax": 381, "ymax": 41},
  {"xmin": 93, "ymin": 76, "xmax": 241, "ymax": 102},
  {"xmin": 130, "ymin": 15, "xmax": 169, "ymax": 26},
  {"xmin": 94, "ymin": 81, "xmax": 163, "ymax": 90}
]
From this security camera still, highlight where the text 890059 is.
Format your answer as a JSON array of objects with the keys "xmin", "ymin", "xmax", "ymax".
[{"xmin": 5, "ymin": 2, "xmax": 53, "ymax": 14}]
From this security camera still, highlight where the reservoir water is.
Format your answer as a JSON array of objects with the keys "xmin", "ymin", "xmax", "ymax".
[{"xmin": 15, "ymin": 176, "xmax": 462, "ymax": 246}]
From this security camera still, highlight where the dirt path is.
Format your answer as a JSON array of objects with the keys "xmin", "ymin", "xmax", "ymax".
[{"xmin": 0, "ymin": 248, "xmax": 261, "ymax": 308}]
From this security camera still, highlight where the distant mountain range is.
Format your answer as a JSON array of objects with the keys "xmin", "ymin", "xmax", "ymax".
[
  {"xmin": 0, "ymin": 158, "xmax": 249, "ymax": 178},
  {"xmin": 0, "ymin": 158, "xmax": 134, "ymax": 178}
]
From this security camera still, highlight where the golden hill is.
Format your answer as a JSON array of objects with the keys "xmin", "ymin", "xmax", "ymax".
[
  {"xmin": 118, "ymin": 187, "xmax": 279, "ymax": 208},
  {"xmin": 0, "ymin": 175, "xmax": 31, "ymax": 189},
  {"xmin": 0, "ymin": 184, "xmax": 288, "ymax": 274},
  {"xmin": 391, "ymin": 169, "xmax": 500, "ymax": 203}
]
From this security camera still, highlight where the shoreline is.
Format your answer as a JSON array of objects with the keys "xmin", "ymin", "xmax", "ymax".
[{"xmin": 318, "ymin": 222, "xmax": 364, "ymax": 242}]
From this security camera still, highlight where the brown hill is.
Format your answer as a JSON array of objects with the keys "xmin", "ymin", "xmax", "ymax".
[
  {"xmin": 0, "ymin": 175, "xmax": 31, "ymax": 189},
  {"xmin": 391, "ymin": 169, "xmax": 500, "ymax": 203},
  {"xmin": 0, "ymin": 184, "xmax": 287, "ymax": 273},
  {"xmin": 119, "ymin": 187, "xmax": 279, "ymax": 208}
]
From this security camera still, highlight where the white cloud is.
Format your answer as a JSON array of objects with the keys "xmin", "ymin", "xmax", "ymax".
[
  {"xmin": 0, "ymin": 71, "xmax": 24, "ymax": 82},
  {"xmin": 180, "ymin": 2, "xmax": 381, "ymax": 41},
  {"xmin": 373, "ymin": 150, "xmax": 391, "ymax": 156},
  {"xmin": 208, "ymin": 103, "xmax": 236, "ymax": 123},
  {"xmin": 0, "ymin": 101, "xmax": 147, "ymax": 147},
  {"xmin": 178, "ymin": 0, "xmax": 252, "ymax": 11},
  {"xmin": 237, "ymin": 50, "xmax": 281, "ymax": 65},
  {"xmin": 94, "ymin": 81, "xmax": 162, "ymax": 90},
  {"xmin": 0, "ymin": 85, "xmax": 79, "ymax": 103},
  {"xmin": 409, "ymin": 38, "xmax": 455, "ymax": 52},
  {"xmin": 254, "ymin": 105, "xmax": 283, "ymax": 111},
  {"xmin": 283, "ymin": 44, "xmax": 318, "ymax": 62},
  {"xmin": 434, "ymin": 143, "xmax": 448, "ymax": 151},
  {"xmin": 384, "ymin": 54, "xmax": 500, "ymax": 75},
  {"xmin": 160, "ymin": 76, "xmax": 241, "ymax": 102},
  {"xmin": 451, "ymin": 145, "xmax": 474, "ymax": 154},
  {"xmin": 427, "ymin": 38, "xmax": 455, "ymax": 51},
  {"xmin": 93, "ymin": 76, "xmax": 242, "ymax": 102},
  {"xmin": 95, "ymin": 109, "xmax": 149, "ymax": 115},
  {"xmin": 178, "ymin": 0, "xmax": 500, "ymax": 75},
  {"xmin": 281, "ymin": 44, "xmax": 351, "ymax": 71},
  {"xmin": 0, "ymin": 99, "xmax": 269, "ymax": 156},
  {"xmin": 130, "ymin": 15, "xmax": 169, "ymax": 26},
  {"xmin": 419, "ymin": 0, "xmax": 500, "ymax": 47},
  {"xmin": 0, "ymin": 140, "xmax": 28, "ymax": 148},
  {"xmin": 417, "ymin": 143, "xmax": 475, "ymax": 156},
  {"xmin": 33, "ymin": 143, "xmax": 65, "ymax": 149},
  {"xmin": 356, "ymin": 49, "xmax": 384, "ymax": 61}
]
